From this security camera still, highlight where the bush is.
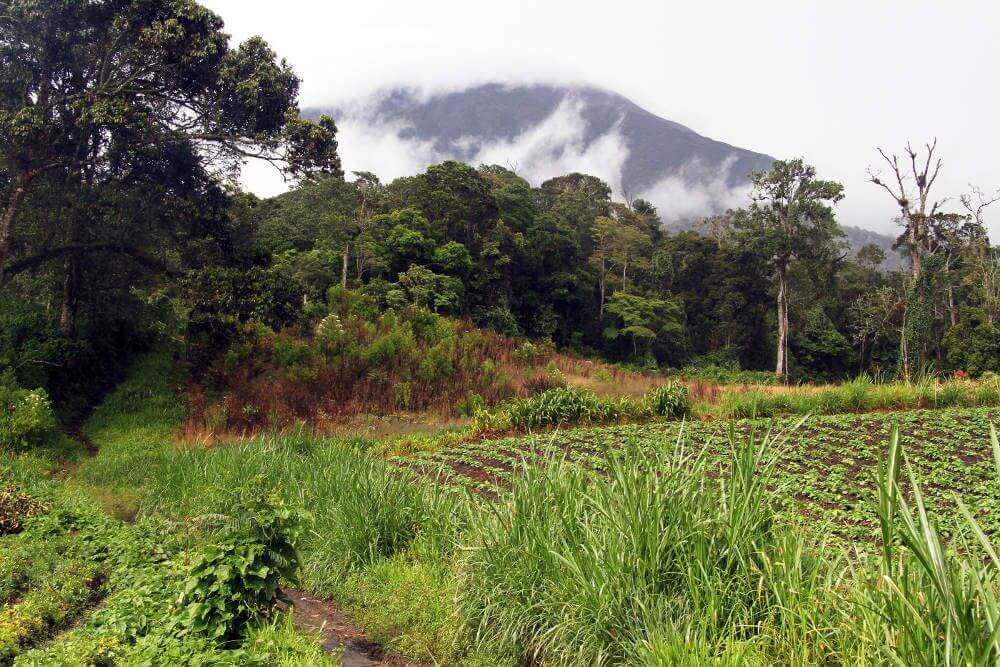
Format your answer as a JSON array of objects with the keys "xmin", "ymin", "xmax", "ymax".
[
  {"xmin": 456, "ymin": 392, "xmax": 485, "ymax": 417},
  {"xmin": 271, "ymin": 338, "xmax": 312, "ymax": 370},
  {"xmin": 644, "ymin": 383, "xmax": 690, "ymax": 418},
  {"xmin": 678, "ymin": 364, "xmax": 779, "ymax": 385},
  {"xmin": 507, "ymin": 388, "xmax": 623, "ymax": 430},
  {"xmin": 943, "ymin": 307, "xmax": 1000, "ymax": 377},
  {"xmin": 417, "ymin": 343, "xmax": 454, "ymax": 383},
  {"xmin": 511, "ymin": 341, "xmax": 540, "ymax": 364},
  {"xmin": 0, "ymin": 373, "xmax": 57, "ymax": 451},
  {"xmin": 178, "ymin": 494, "xmax": 304, "ymax": 641},
  {"xmin": 0, "ymin": 486, "xmax": 47, "ymax": 535}
]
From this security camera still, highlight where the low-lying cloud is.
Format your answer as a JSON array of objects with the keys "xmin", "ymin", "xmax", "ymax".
[
  {"xmin": 324, "ymin": 88, "xmax": 754, "ymax": 225},
  {"xmin": 636, "ymin": 156, "xmax": 751, "ymax": 223}
]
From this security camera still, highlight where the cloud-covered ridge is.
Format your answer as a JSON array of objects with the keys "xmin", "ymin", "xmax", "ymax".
[{"xmin": 318, "ymin": 83, "xmax": 774, "ymax": 223}]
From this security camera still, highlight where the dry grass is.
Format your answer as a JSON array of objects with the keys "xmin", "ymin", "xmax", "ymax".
[{"xmin": 180, "ymin": 311, "xmax": 660, "ymax": 442}]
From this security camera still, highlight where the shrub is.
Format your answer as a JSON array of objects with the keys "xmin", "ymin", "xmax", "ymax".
[
  {"xmin": 314, "ymin": 313, "xmax": 345, "ymax": 350},
  {"xmin": 511, "ymin": 341, "xmax": 539, "ymax": 364},
  {"xmin": 0, "ymin": 374, "xmax": 57, "ymax": 451},
  {"xmin": 178, "ymin": 494, "xmax": 304, "ymax": 641},
  {"xmin": 644, "ymin": 383, "xmax": 690, "ymax": 419},
  {"xmin": 418, "ymin": 343, "xmax": 454, "ymax": 383},
  {"xmin": 481, "ymin": 388, "xmax": 635, "ymax": 433},
  {"xmin": 943, "ymin": 307, "xmax": 1000, "ymax": 377},
  {"xmin": 0, "ymin": 486, "xmax": 47, "ymax": 535},
  {"xmin": 456, "ymin": 392, "xmax": 485, "ymax": 417},
  {"xmin": 362, "ymin": 327, "xmax": 419, "ymax": 368},
  {"xmin": 271, "ymin": 338, "xmax": 312, "ymax": 370}
]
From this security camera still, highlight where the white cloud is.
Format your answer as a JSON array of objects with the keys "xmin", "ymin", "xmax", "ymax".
[
  {"xmin": 329, "ymin": 94, "xmax": 631, "ymax": 195},
  {"xmin": 463, "ymin": 97, "xmax": 629, "ymax": 193},
  {"xmin": 637, "ymin": 156, "xmax": 751, "ymax": 223},
  {"xmin": 202, "ymin": 0, "xmax": 1000, "ymax": 239}
]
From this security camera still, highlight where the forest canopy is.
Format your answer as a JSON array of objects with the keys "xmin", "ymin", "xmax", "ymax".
[{"xmin": 1, "ymin": 1, "xmax": 997, "ymax": 419}]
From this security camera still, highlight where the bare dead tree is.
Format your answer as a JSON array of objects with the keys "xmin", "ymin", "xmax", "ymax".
[
  {"xmin": 960, "ymin": 185, "xmax": 1000, "ymax": 227},
  {"xmin": 867, "ymin": 139, "xmax": 944, "ymax": 282}
]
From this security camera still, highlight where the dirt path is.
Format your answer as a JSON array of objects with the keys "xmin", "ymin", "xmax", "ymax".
[{"xmin": 282, "ymin": 588, "xmax": 414, "ymax": 666}]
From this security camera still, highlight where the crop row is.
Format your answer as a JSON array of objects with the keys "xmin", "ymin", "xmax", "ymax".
[{"xmin": 397, "ymin": 407, "xmax": 1000, "ymax": 540}]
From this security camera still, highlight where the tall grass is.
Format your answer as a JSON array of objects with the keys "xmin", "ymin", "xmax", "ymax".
[
  {"xmin": 856, "ymin": 425, "xmax": 1000, "ymax": 665},
  {"xmin": 712, "ymin": 374, "xmax": 987, "ymax": 419},
  {"xmin": 473, "ymin": 384, "xmax": 689, "ymax": 435},
  {"xmin": 456, "ymin": 425, "xmax": 1000, "ymax": 664},
  {"xmin": 81, "ymin": 353, "xmax": 1000, "ymax": 664},
  {"xmin": 137, "ymin": 436, "xmax": 468, "ymax": 590},
  {"xmin": 458, "ymin": 429, "xmax": 839, "ymax": 663}
]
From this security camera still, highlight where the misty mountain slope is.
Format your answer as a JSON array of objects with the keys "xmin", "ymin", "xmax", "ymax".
[{"xmin": 307, "ymin": 83, "xmax": 775, "ymax": 220}]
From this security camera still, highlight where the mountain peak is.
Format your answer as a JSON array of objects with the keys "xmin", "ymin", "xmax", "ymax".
[{"xmin": 308, "ymin": 82, "xmax": 776, "ymax": 221}]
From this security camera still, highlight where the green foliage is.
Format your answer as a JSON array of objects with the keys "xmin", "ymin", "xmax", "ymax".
[
  {"xmin": 511, "ymin": 341, "xmax": 540, "ymax": 364},
  {"xmin": 644, "ymin": 383, "xmax": 690, "ymax": 418},
  {"xmin": 791, "ymin": 305, "xmax": 855, "ymax": 381},
  {"xmin": 183, "ymin": 267, "xmax": 305, "ymax": 372},
  {"xmin": 271, "ymin": 338, "xmax": 312, "ymax": 370},
  {"xmin": 863, "ymin": 427, "xmax": 1000, "ymax": 665},
  {"xmin": 0, "ymin": 296, "xmax": 71, "ymax": 392},
  {"xmin": 603, "ymin": 291, "xmax": 684, "ymax": 360},
  {"xmin": 480, "ymin": 388, "xmax": 631, "ymax": 432},
  {"xmin": 0, "ymin": 485, "xmax": 46, "ymax": 534},
  {"xmin": 0, "ymin": 372, "xmax": 56, "ymax": 451},
  {"xmin": 178, "ymin": 494, "xmax": 305, "ymax": 641},
  {"xmin": 712, "ymin": 377, "xmax": 991, "ymax": 419},
  {"xmin": 458, "ymin": 435, "xmax": 792, "ymax": 664},
  {"xmin": 456, "ymin": 392, "xmax": 486, "ymax": 417},
  {"xmin": 944, "ymin": 307, "xmax": 1000, "ymax": 377},
  {"xmin": 418, "ymin": 343, "xmax": 455, "ymax": 383}
]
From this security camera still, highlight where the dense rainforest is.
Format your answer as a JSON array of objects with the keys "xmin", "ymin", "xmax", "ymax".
[{"xmin": 0, "ymin": 0, "xmax": 997, "ymax": 428}]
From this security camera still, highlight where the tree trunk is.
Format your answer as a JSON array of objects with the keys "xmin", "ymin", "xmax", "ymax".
[
  {"xmin": 0, "ymin": 172, "xmax": 33, "ymax": 285},
  {"xmin": 946, "ymin": 265, "xmax": 957, "ymax": 327},
  {"xmin": 341, "ymin": 243, "xmax": 349, "ymax": 289},
  {"xmin": 775, "ymin": 264, "xmax": 789, "ymax": 381},
  {"xmin": 900, "ymin": 306, "xmax": 910, "ymax": 380},
  {"xmin": 58, "ymin": 255, "xmax": 80, "ymax": 338},
  {"xmin": 910, "ymin": 228, "xmax": 921, "ymax": 283},
  {"xmin": 598, "ymin": 256, "xmax": 606, "ymax": 317}
]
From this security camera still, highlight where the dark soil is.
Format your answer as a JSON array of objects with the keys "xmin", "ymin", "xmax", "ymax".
[{"xmin": 282, "ymin": 588, "xmax": 414, "ymax": 666}]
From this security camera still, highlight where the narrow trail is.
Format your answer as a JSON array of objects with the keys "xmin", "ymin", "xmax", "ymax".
[
  {"xmin": 282, "ymin": 588, "xmax": 414, "ymax": 666},
  {"xmin": 53, "ymin": 372, "xmax": 412, "ymax": 664}
]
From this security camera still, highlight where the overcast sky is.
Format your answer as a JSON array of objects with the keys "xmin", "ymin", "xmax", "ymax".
[{"xmin": 202, "ymin": 0, "xmax": 1000, "ymax": 237}]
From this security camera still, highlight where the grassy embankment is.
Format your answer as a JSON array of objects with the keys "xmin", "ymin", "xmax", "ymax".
[
  {"xmin": 41, "ymin": 351, "xmax": 1000, "ymax": 665},
  {"xmin": 0, "ymin": 353, "xmax": 334, "ymax": 665}
]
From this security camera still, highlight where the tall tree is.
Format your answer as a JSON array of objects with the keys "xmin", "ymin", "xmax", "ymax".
[
  {"xmin": 735, "ymin": 159, "xmax": 845, "ymax": 380},
  {"xmin": 0, "ymin": 0, "xmax": 341, "ymax": 284},
  {"xmin": 867, "ymin": 140, "xmax": 944, "ymax": 282}
]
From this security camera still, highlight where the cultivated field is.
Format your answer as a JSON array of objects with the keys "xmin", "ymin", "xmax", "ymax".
[{"xmin": 399, "ymin": 408, "xmax": 1000, "ymax": 540}]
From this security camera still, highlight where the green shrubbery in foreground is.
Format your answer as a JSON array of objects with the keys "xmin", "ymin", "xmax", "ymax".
[
  {"xmin": 9, "ymin": 353, "xmax": 998, "ymax": 664},
  {"xmin": 131, "ymin": 421, "xmax": 1000, "ymax": 664}
]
